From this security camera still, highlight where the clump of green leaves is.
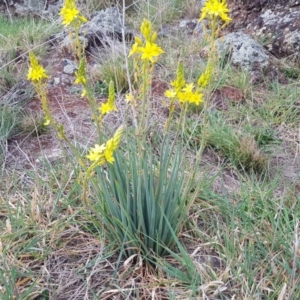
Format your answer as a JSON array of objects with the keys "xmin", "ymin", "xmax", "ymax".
[
  {"xmin": 282, "ymin": 66, "xmax": 300, "ymax": 80},
  {"xmin": 90, "ymin": 139, "xmax": 193, "ymax": 259},
  {"xmin": 19, "ymin": 111, "xmax": 49, "ymax": 137},
  {"xmin": 94, "ymin": 54, "xmax": 133, "ymax": 94},
  {"xmin": 0, "ymin": 65, "xmax": 18, "ymax": 94}
]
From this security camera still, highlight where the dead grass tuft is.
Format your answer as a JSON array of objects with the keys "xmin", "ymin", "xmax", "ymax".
[{"xmin": 238, "ymin": 136, "xmax": 268, "ymax": 172}]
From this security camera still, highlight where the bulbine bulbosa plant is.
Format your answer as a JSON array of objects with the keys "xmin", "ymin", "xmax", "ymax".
[
  {"xmin": 90, "ymin": 139, "xmax": 195, "ymax": 258},
  {"xmin": 27, "ymin": 0, "xmax": 232, "ymax": 262}
]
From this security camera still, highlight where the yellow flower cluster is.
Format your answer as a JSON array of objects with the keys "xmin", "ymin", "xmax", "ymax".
[
  {"xmin": 27, "ymin": 53, "xmax": 51, "ymax": 126},
  {"xmin": 197, "ymin": 61, "xmax": 213, "ymax": 88},
  {"xmin": 86, "ymin": 126, "xmax": 123, "ymax": 164},
  {"xmin": 74, "ymin": 59, "xmax": 86, "ymax": 85},
  {"xmin": 99, "ymin": 81, "xmax": 117, "ymax": 116},
  {"xmin": 27, "ymin": 53, "xmax": 48, "ymax": 82},
  {"xmin": 199, "ymin": 0, "xmax": 231, "ymax": 23},
  {"xmin": 129, "ymin": 19, "xmax": 164, "ymax": 63},
  {"xmin": 59, "ymin": 0, "xmax": 87, "ymax": 27},
  {"xmin": 74, "ymin": 58, "xmax": 88, "ymax": 97},
  {"xmin": 165, "ymin": 62, "xmax": 203, "ymax": 106}
]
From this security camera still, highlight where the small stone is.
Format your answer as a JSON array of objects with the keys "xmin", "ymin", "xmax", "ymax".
[
  {"xmin": 36, "ymin": 149, "xmax": 63, "ymax": 164},
  {"xmin": 194, "ymin": 21, "xmax": 205, "ymax": 35},
  {"xmin": 62, "ymin": 59, "xmax": 78, "ymax": 75},
  {"xmin": 53, "ymin": 77, "xmax": 60, "ymax": 86}
]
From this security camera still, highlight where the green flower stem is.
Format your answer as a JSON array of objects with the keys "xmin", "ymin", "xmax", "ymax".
[
  {"xmin": 164, "ymin": 97, "xmax": 176, "ymax": 134},
  {"xmin": 84, "ymin": 85, "xmax": 103, "ymax": 143},
  {"xmin": 58, "ymin": 130, "xmax": 85, "ymax": 166},
  {"xmin": 139, "ymin": 60, "xmax": 149, "ymax": 135},
  {"xmin": 193, "ymin": 16, "xmax": 218, "ymax": 183},
  {"xmin": 34, "ymin": 82, "xmax": 51, "ymax": 122},
  {"xmin": 33, "ymin": 80, "xmax": 86, "ymax": 171},
  {"xmin": 211, "ymin": 16, "xmax": 217, "ymax": 44},
  {"xmin": 82, "ymin": 158, "xmax": 105, "ymax": 205},
  {"xmin": 74, "ymin": 26, "xmax": 83, "ymax": 60},
  {"xmin": 179, "ymin": 102, "xmax": 189, "ymax": 140},
  {"xmin": 73, "ymin": 26, "xmax": 103, "ymax": 140}
]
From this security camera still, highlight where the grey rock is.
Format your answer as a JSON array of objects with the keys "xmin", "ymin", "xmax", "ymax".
[
  {"xmin": 46, "ymin": 2, "xmax": 62, "ymax": 16},
  {"xmin": 228, "ymin": 0, "xmax": 300, "ymax": 60},
  {"xmin": 179, "ymin": 19, "xmax": 206, "ymax": 36},
  {"xmin": 159, "ymin": 19, "xmax": 205, "ymax": 38},
  {"xmin": 53, "ymin": 77, "xmax": 60, "ymax": 86},
  {"xmin": 158, "ymin": 25, "xmax": 172, "ymax": 37},
  {"xmin": 80, "ymin": 7, "xmax": 133, "ymax": 48},
  {"xmin": 14, "ymin": 3, "xmax": 32, "ymax": 15},
  {"xmin": 179, "ymin": 19, "xmax": 198, "ymax": 34},
  {"xmin": 26, "ymin": 0, "xmax": 46, "ymax": 10},
  {"xmin": 62, "ymin": 59, "xmax": 77, "ymax": 75},
  {"xmin": 2, "ymin": 0, "xmax": 62, "ymax": 17},
  {"xmin": 194, "ymin": 21, "xmax": 206, "ymax": 36},
  {"xmin": 36, "ymin": 149, "xmax": 63, "ymax": 164},
  {"xmin": 58, "ymin": 34, "xmax": 88, "ymax": 54},
  {"xmin": 48, "ymin": 30, "xmax": 68, "ymax": 46},
  {"xmin": 251, "ymin": 7, "xmax": 300, "ymax": 59},
  {"xmin": 50, "ymin": 7, "xmax": 133, "ymax": 51},
  {"xmin": 215, "ymin": 32, "xmax": 269, "ymax": 70}
]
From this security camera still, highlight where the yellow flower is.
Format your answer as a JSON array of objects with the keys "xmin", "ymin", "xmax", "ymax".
[
  {"xmin": 103, "ymin": 126, "xmax": 123, "ymax": 164},
  {"xmin": 134, "ymin": 36, "xmax": 143, "ymax": 46},
  {"xmin": 177, "ymin": 83, "xmax": 203, "ymax": 106},
  {"xmin": 27, "ymin": 53, "xmax": 48, "ymax": 82},
  {"xmin": 44, "ymin": 117, "xmax": 51, "ymax": 126},
  {"xmin": 74, "ymin": 58, "xmax": 87, "ymax": 97},
  {"xmin": 75, "ymin": 73, "xmax": 86, "ymax": 85},
  {"xmin": 100, "ymin": 102, "xmax": 117, "ymax": 115},
  {"xmin": 199, "ymin": 0, "xmax": 232, "ymax": 23},
  {"xmin": 150, "ymin": 32, "xmax": 158, "ymax": 43},
  {"xmin": 60, "ymin": 7, "xmax": 79, "ymax": 25},
  {"xmin": 191, "ymin": 90, "xmax": 203, "ymax": 105},
  {"xmin": 99, "ymin": 80, "xmax": 117, "ymax": 115},
  {"xmin": 103, "ymin": 140, "xmax": 115, "ymax": 163},
  {"xmin": 164, "ymin": 89, "xmax": 176, "ymax": 98},
  {"xmin": 140, "ymin": 19, "xmax": 152, "ymax": 41},
  {"xmin": 165, "ymin": 62, "xmax": 204, "ymax": 107},
  {"xmin": 140, "ymin": 42, "xmax": 164, "ymax": 62},
  {"xmin": 182, "ymin": 83, "xmax": 194, "ymax": 94},
  {"xmin": 86, "ymin": 143, "xmax": 106, "ymax": 162},
  {"xmin": 128, "ymin": 42, "xmax": 141, "ymax": 57},
  {"xmin": 128, "ymin": 19, "xmax": 163, "ymax": 62},
  {"xmin": 177, "ymin": 91, "xmax": 188, "ymax": 103},
  {"xmin": 74, "ymin": 58, "xmax": 87, "ymax": 85},
  {"xmin": 125, "ymin": 93, "xmax": 134, "ymax": 103},
  {"xmin": 86, "ymin": 126, "xmax": 123, "ymax": 164},
  {"xmin": 198, "ymin": 62, "xmax": 213, "ymax": 88},
  {"xmin": 171, "ymin": 62, "xmax": 186, "ymax": 92},
  {"xmin": 81, "ymin": 89, "xmax": 87, "ymax": 97},
  {"xmin": 59, "ymin": 0, "xmax": 87, "ymax": 26}
]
